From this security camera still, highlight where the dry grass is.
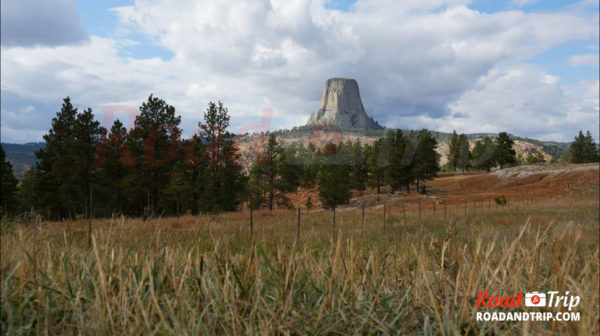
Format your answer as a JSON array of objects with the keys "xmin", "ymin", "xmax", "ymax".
[{"xmin": 1, "ymin": 167, "xmax": 599, "ymax": 335}]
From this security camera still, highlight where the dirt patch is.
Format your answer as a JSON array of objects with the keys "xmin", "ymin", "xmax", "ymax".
[{"xmin": 277, "ymin": 163, "xmax": 599, "ymax": 210}]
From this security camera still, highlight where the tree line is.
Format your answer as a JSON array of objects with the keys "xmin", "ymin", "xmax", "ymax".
[
  {"xmin": 4, "ymin": 96, "xmax": 246, "ymax": 219},
  {"xmin": 247, "ymin": 128, "xmax": 441, "ymax": 212},
  {"xmin": 445, "ymin": 129, "xmax": 598, "ymax": 172},
  {"xmin": 447, "ymin": 131, "xmax": 517, "ymax": 172},
  {"xmin": 0, "ymin": 95, "xmax": 598, "ymax": 218}
]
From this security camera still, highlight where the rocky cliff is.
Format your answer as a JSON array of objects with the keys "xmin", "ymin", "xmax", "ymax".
[{"xmin": 306, "ymin": 78, "xmax": 382, "ymax": 130}]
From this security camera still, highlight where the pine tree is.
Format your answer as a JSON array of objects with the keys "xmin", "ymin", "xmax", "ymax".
[
  {"xmin": 569, "ymin": 131, "xmax": 586, "ymax": 163},
  {"xmin": 583, "ymin": 131, "xmax": 599, "ymax": 162},
  {"xmin": 72, "ymin": 108, "xmax": 104, "ymax": 219},
  {"xmin": 412, "ymin": 129, "xmax": 440, "ymax": 191},
  {"xmin": 494, "ymin": 132, "xmax": 516, "ymax": 169},
  {"xmin": 0, "ymin": 144, "xmax": 18, "ymax": 216},
  {"xmin": 196, "ymin": 101, "xmax": 246, "ymax": 213},
  {"xmin": 34, "ymin": 97, "xmax": 80, "ymax": 219},
  {"xmin": 98, "ymin": 120, "xmax": 129, "ymax": 215},
  {"xmin": 471, "ymin": 136, "xmax": 495, "ymax": 171},
  {"xmin": 27, "ymin": 98, "xmax": 105, "ymax": 219},
  {"xmin": 248, "ymin": 134, "xmax": 297, "ymax": 211},
  {"xmin": 16, "ymin": 166, "xmax": 40, "ymax": 213},
  {"xmin": 366, "ymin": 140, "xmax": 386, "ymax": 194},
  {"xmin": 297, "ymin": 143, "xmax": 319, "ymax": 188},
  {"xmin": 570, "ymin": 130, "xmax": 599, "ymax": 163},
  {"xmin": 456, "ymin": 134, "xmax": 471, "ymax": 173},
  {"xmin": 349, "ymin": 139, "xmax": 368, "ymax": 196},
  {"xmin": 535, "ymin": 152, "xmax": 545, "ymax": 163},
  {"xmin": 180, "ymin": 135, "xmax": 209, "ymax": 215},
  {"xmin": 385, "ymin": 130, "xmax": 410, "ymax": 193},
  {"xmin": 448, "ymin": 130, "xmax": 459, "ymax": 171},
  {"xmin": 318, "ymin": 143, "xmax": 352, "ymax": 210},
  {"xmin": 125, "ymin": 94, "xmax": 182, "ymax": 216}
]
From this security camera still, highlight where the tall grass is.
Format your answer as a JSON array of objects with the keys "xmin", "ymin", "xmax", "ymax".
[{"xmin": 1, "ymin": 196, "xmax": 598, "ymax": 335}]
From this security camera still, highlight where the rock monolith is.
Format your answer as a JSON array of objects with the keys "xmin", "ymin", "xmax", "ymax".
[{"xmin": 306, "ymin": 78, "xmax": 382, "ymax": 130}]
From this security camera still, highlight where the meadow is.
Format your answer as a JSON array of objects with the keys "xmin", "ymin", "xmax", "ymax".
[{"xmin": 1, "ymin": 165, "xmax": 599, "ymax": 335}]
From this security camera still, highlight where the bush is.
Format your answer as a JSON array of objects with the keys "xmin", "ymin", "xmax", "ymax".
[
  {"xmin": 16, "ymin": 209, "xmax": 43, "ymax": 227},
  {"xmin": 305, "ymin": 196, "xmax": 313, "ymax": 210},
  {"xmin": 494, "ymin": 195, "xmax": 507, "ymax": 206}
]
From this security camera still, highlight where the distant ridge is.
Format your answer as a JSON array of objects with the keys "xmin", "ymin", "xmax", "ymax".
[{"xmin": 1, "ymin": 142, "xmax": 44, "ymax": 179}]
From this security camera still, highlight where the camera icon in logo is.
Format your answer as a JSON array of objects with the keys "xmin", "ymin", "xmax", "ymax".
[{"xmin": 525, "ymin": 292, "xmax": 547, "ymax": 307}]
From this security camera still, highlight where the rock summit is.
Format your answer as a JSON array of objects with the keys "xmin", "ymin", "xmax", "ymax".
[{"xmin": 306, "ymin": 78, "xmax": 382, "ymax": 130}]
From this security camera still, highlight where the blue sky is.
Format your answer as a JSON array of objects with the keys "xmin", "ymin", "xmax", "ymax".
[{"xmin": 1, "ymin": 0, "xmax": 598, "ymax": 143}]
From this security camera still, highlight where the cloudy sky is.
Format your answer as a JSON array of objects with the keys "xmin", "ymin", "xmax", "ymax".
[{"xmin": 1, "ymin": 0, "xmax": 598, "ymax": 143}]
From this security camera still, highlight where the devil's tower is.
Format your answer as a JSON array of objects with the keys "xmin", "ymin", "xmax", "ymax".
[{"xmin": 306, "ymin": 78, "xmax": 382, "ymax": 130}]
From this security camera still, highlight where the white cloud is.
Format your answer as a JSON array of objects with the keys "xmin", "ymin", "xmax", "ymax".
[
  {"xmin": 1, "ymin": 0, "xmax": 598, "ymax": 143},
  {"xmin": 441, "ymin": 66, "xmax": 599, "ymax": 141},
  {"xmin": 569, "ymin": 53, "xmax": 600, "ymax": 67}
]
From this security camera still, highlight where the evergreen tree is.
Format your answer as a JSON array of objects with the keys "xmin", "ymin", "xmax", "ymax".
[
  {"xmin": 525, "ymin": 152, "xmax": 545, "ymax": 165},
  {"xmin": 125, "ymin": 94, "xmax": 182, "ymax": 215},
  {"xmin": 16, "ymin": 166, "xmax": 40, "ymax": 213},
  {"xmin": 471, "ymin": 136, "xmax": 495, "ymax": 171},
  {"xmin": 494, "ymin": 132, "xmax": 516, "ymax": 169},
  {"xmin": 196, "ymin": 101, "xmax": 246, "ymax": 213},
  {"xmin": 456, "ymin": 134, "xmax": 471, "ymax": 173},
  {"xmin": 181, "ymin": 134, "xmax": 210, "ymax": 215},
  {"xmin": 448, "ymin": 130, "xmax": 459, "ymax": 171},
  {"xmin": 297, "ymin": 143, "xmax": 319, "ymax": 188},
  {"xmin": 366, "ymin": 140, "xmax": 386, "ymax": 194},
  {"xmin": 248, "ymin": 134, "xmax": 297, "ymax": 210},
  {"xmin": 72, "ymin": 108, "xmax": 104, "ymax": 219},
  {"xmin": 318, "ymin": 142, "xmax": 352, "ymax": 210},
  {"xmin": 349, "ymin": 139, "xmax": 368, "ymax": 196},
  {"xmin": 164, "ymin": 157, "xmax": 191, "ymax": 217},
  {"xmin": 412, "ymin": 129, "xmax": 440, "ymax": 191},
  {"xmin": 34, "ymin": 97, "xmax": 81, "ymax": 219},
  {"xmin": 278, "ymin": 145, "xmax": 301, "ymax": 194},
  {"xmin": 536, "ymin": 152, "xmax": 545, "ymax": 163},
  {"xmin": 583, "ymin": 131, "xmax": 599, "ymax": 162},
  {"xmin": 385, "ymin": 130, "xmax": 410, "ymax": 193},
  {"xmin": 98, "ymin": 120, "xmax": 129, "ymax": 215},
  {"xmin": 570, "ymin": 130, "xmax": 599, "ymax": 163},
  {"xmin": 317, "ymin": 142, "xmax": 351, "ymax": 239},
  {"xmin": 27, "ymin": 98, "xmax": 105, "ymax": 219},
  {"xmin": 0, "ymin": 144, "xmax": 18, "ymax": 216}
]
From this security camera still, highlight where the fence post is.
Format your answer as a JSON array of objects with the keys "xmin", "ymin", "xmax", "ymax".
[
  {"xmin": 296, "ymin": 208, "xmax": 300, "ymax": 242},
  {"xmin": 402, "ymin": 202, "xmax": 407, "ymax": 226},
  {"xmin": 88, "ymin": 183, "xmax": 93, "ymax": 248},
  {"xmin": 333, "ymin": 207, "xmax": 336, "ymax": 240},
  {"xmin": 383, "ymin": 203, "xmax": 387, "ymax": 234},
  {"xmin": 361, "ymin": 203, "xmax": 365, "ymax": 237}
]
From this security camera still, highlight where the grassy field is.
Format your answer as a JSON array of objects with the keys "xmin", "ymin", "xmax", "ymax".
[{"xmin": 1, "ymin": 166, "xmax": 599, "ymax": 335}]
